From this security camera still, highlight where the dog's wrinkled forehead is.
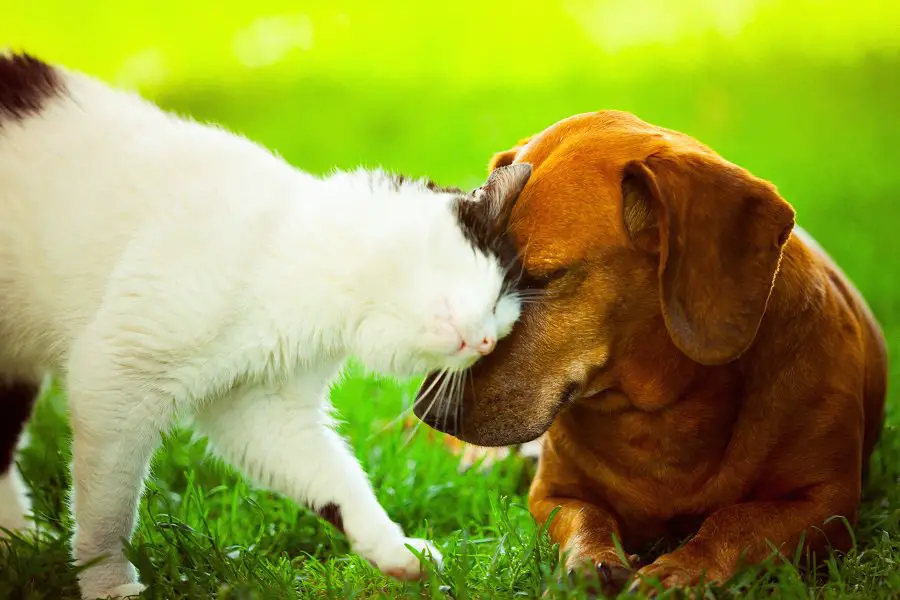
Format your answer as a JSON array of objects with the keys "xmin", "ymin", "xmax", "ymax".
[
  {"xmin": 514, "ymin": 110, "xmax": 708, "ymax": 170},
  {"xmin": 501, "ymin": 111, "xmax": 711, "ymax": 269}
]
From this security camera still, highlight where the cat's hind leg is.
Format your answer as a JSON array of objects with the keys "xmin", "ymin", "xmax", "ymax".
[
  {"xmin": 0, "ymin": 379, "xmax": 39, "ymax": 536},
  {"xmin": 194, "ymin": 376, "xmax": 442, "ymax": 581}
]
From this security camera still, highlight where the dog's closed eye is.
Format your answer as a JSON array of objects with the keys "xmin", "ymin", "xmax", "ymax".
[{"xmin": 520, "ymin": 267, "xmax": 569, "ymax": 290}]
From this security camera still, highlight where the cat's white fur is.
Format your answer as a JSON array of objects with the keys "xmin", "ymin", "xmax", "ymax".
[{"xmin": 0, "ymin": 66, "xmax": 523, "ymax": 599}]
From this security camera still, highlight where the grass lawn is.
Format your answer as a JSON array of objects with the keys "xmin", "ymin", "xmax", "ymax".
[{"xmin": 2, "ymin": 2, "xmax": 900, "ymax": 598}]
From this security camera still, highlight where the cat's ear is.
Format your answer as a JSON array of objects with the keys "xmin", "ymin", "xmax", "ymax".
[{"xmin": 473, "ymin": 163, "xmax": 532, "ymax": 226}]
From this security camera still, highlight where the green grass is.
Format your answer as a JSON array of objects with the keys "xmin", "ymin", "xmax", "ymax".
[{"xmin": 2, "ymin": 1, "xmax": 900, "ymax": 598}]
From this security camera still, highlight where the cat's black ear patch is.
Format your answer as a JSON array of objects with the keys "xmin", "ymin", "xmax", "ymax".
[
  {"xmin": 386, "ymin": 173, "xmax": 465, "ymax": 195},
  {"xmin": 0, "ymin": 53, "xmax": 64, "ymax": 124},
  {"xmin": 474, "ymin": 163, "xmax": 532, "ymax": 226},
  {"xmin": 454, "ymin": 164, "xmax": 533, "ymax": 294},
  {"xmin": 424, "ymin": 179, "xmax": 464, "ymax": 195}
]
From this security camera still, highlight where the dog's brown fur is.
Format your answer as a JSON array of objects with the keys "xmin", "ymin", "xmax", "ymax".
[{"xmin": 418, "ymin": 110, "xmax": 887, "ymax": 590}]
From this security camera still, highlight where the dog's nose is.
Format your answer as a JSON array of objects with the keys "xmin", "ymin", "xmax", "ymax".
[{"xmin": 475, "ymin": 336, "xmax": 496, "ymax": 356}]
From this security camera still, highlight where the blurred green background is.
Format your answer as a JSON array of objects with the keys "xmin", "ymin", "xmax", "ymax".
[
  {"xmin": 3, "ymin": 1, "xmax": 900, "ymax": 597},
  {"xmin": 5, "ymin": 1, "xmax": 898, "ymax": 330},
  {"xmin": 5, "ymin": 2, "xmax": 897, "ymax": 365}
]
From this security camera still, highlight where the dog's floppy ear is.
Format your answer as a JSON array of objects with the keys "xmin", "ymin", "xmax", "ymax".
[
  {"xmin": 621, "ymin": 150, "xmax": 795, "ymax": 366},
  {"xmin": 488, "ymin": 135, "xmax": 534, "ymax": 171}
]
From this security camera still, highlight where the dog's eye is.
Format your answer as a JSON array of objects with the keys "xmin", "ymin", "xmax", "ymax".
[{"xmin": 520, "ymin": 267, "xmax": 568, "ymax": 290}]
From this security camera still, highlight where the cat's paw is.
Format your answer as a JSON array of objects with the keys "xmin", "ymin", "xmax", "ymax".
[
  {"xmin": 0, "ymin": 471, "xmax": 33, "ymax": 537},
  {"xmin": 370, "ymin": 537, "xmax": 442, "ymax": 581},
  {"xmin": 83, "ymin": 582, "xmax": 146, "ymax": 599},
  {"xmin": 78, "ymin": 562, "xmax": 144, "ymax": 600},
  {"xmin": 106, "ymin": 583, "xmax": 146, "ymax": 599},
  {"xmin": 0, "ymin": 510, "xmax": 31, "ymax": 537}
]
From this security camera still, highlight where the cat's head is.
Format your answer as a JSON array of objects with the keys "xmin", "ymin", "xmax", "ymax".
[{"xmin": 353, "ymin": 163, "xmax": 532, "ymax": 378}]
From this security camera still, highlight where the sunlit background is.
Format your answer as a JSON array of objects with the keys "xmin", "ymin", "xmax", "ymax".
[
  {"xmin": 3, "ymin": 1, "xmax": 900, "ymax": 597},
  {"xmin": 5, "ymin": 1, "xmax": 897, "ymax": 284},
  {"xmin": 6, "ymin": 3, "xmax": 897, "ymax": 327}
]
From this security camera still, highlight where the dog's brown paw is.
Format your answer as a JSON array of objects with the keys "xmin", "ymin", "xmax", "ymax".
[
  {"xmin": 559, "ymin": 553, "xmax": 640, "ymax": 598},
  {"xmin": 628, "ymin": 556, "xmax": 721, "ymax": 597}
]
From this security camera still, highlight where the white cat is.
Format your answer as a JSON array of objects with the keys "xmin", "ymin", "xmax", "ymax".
[{"xmin": 0, "ymin": 53, "xmax": 530, "ymax": 599}]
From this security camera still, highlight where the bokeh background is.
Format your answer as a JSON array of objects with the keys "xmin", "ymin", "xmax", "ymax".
[
  {"xmin": 3, "ymin": 1, "xmax": 900, "ymax": 598},
  {"xmin": 6, "ymin": 0, "xmax": 897, "ymax": 377}
]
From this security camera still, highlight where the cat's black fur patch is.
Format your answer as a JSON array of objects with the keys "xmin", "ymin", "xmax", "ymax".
[
  {"xmin": 391, "ymin": 173, "xmax": 528, "ymax": 296},
  {"xmin": 316, "ymin": 502, "xmax": 344, "ymax": 533},
  {"xmin": 0, "ymin": 53, "xmax": 63, "ymax": 124},
  {"xmin": 386, "ymin": 173, "xmax": 464, "ymax": 196},
  {"xmin": 453, "ymin": 198, "xmax": 523, "ymax": 296},
  {"xmin": 0, "ymin": 380, "xmax": 39, "ymax": 473},
  {"xmin": 425, "ymin": 179, "xmax": 464, "ymax": 195}
]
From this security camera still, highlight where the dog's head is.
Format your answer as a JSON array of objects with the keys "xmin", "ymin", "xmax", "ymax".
[{"xmin": 415, "ymin": 110, "xmax": 795, "ymax": 446}]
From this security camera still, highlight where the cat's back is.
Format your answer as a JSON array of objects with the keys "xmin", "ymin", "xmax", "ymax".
[{"xmin": 0, "ymin": 53, "xmax": 302, "ymax": 371}]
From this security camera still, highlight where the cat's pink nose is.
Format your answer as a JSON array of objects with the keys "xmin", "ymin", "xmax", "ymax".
[{"xmin": 475, "ymin": 336, "xmax": 496, "ymax": 356}]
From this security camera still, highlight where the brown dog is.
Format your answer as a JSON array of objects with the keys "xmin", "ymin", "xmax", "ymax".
[{"xmin": 415, "ymin": 110, "xmax": 888, "ymax": 590}]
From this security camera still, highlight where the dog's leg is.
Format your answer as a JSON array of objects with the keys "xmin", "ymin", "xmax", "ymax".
[
  {"xmin": 530, "ymin": 445, "xmax": 639, "ymax": 596},
  {"xmin": 194, "ymin": 377, "xmax": 442, "ymax": 581},
  {"xmin": 631, "ymin": 487, "xmax": 857, "ymax": 590},
  {"xmin": 532, "ymin": 493, "xmax": 638, "ymax": 593},
  {"xmin": 67, "ymin": 338, "xmax": 176, "ymax": 600}
]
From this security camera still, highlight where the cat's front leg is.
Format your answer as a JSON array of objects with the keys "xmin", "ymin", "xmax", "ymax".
[
  {"xmin": 195, "ymin": 379, "xmax": 442, "ymax": 580},
  {"xmin": 67, "ymin": 338, "xmax": 178, "ymax": 600}
]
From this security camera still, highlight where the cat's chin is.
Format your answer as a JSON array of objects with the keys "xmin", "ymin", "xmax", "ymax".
[
  {"xmin": 388, "ymin": 362, "xmax": 468, "ymax": 381},
  {"xmin": 361, "ymin": 357, "xmax": 434, "ymax": 380},
  {"xmin": 358, "ymin": 346, "xmax": 474, "ymax": 380}
]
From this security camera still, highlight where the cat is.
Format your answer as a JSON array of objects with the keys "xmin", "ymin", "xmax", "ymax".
[{"xmin": 0, "ymin": 53, "xmax": 531, "ymax": 600}]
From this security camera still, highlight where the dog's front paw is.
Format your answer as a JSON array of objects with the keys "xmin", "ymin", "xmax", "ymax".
[
  {"xmin": 563, "ymin": 552, "xmax": 640, "ymax": 598},
  {"xmin": 369, "ymin": 536, "xmax": 442, "ymax": 581},
  {"xmin": 628, "ymin": 555, "xmax": 722, "ymax": 596}
]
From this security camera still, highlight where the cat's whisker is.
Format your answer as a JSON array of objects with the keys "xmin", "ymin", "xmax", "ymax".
[
  {"xmin": 517, "ymin": 289, "xmax": 549, "ymax": 300},
  {"xmin": 516, "ymin": 288, "xmax": 547, "ymax": 296},
  {"xmin": 517, "ymin": 298, "xmax": 546, "ymax": 305},
  {"xmin": 401, "ymin": 376, "xmax": 454, "ymax": 449},
  {"xmin": 503, "ymin": 243, "xmax": 530, "ymax": 279},
  {"xmin": 442, "ymin": 370, "xmax": 460, "ymax": 426},
  {"xmin": 512, "ymin": 242, "xmax": 534, "ymax": 288},
  {"xmin": 366, "ymin": 368, "xmax": 448, "ymax": 441},
  {"xmin": 452, "ymin": 370, "xmax": 466, "ymax": 433},
  {"xmin": 442, "ymin": 371, "xmax": 463, "ymax": 435},
  {"xmin": 402, "ymin": 369, "xmax": 453, "ymax": 447},
  {"xmin": 436, "ymin": 371, "xmax": 456, "ymax": 438},
  {"xmin": 409, "ymin": 371, "xmax": 450, "ymax": 429},
  {"xmin": 467, "ymin": 368, "xmax": 476, "ymax": 414}
]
